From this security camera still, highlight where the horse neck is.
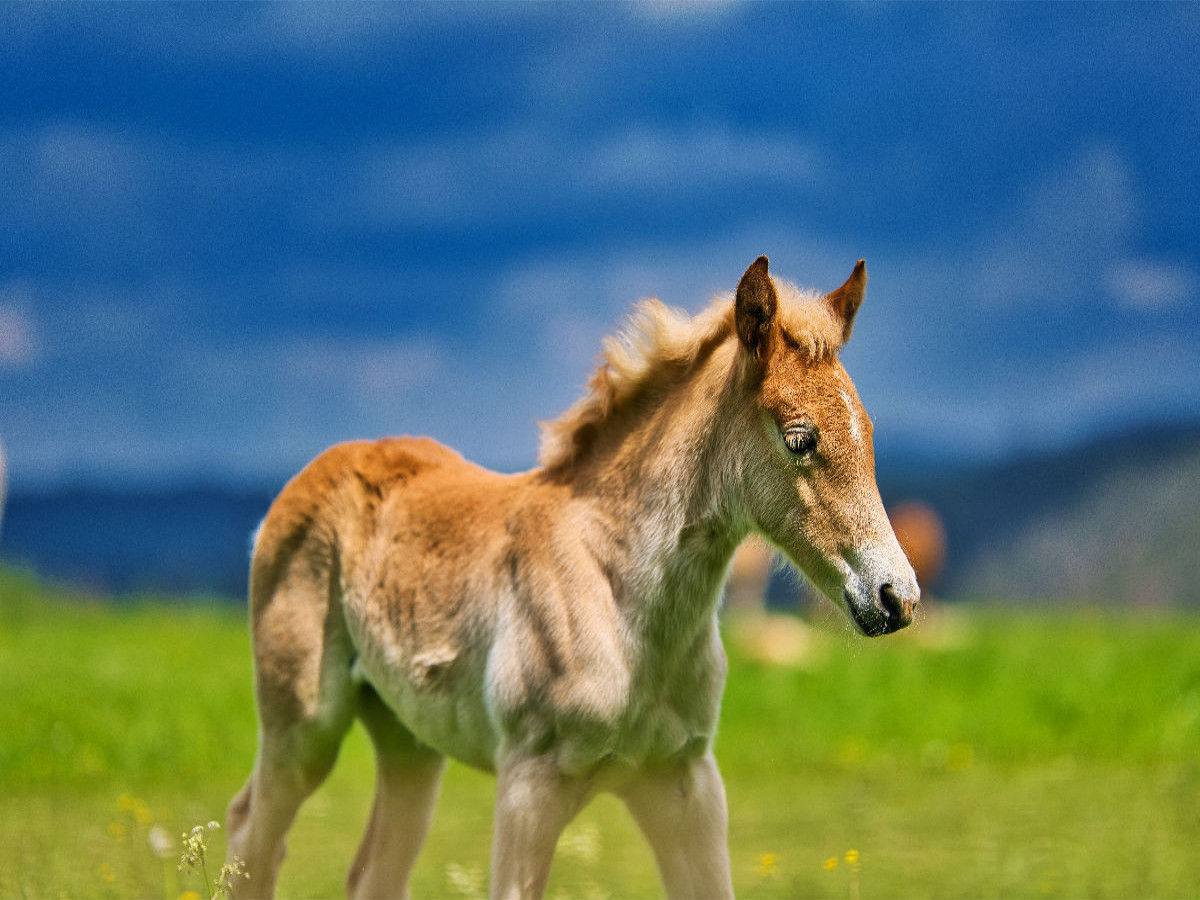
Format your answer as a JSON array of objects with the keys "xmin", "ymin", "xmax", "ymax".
[{"xmin": 552, "ymin": 339, "xmax": 754, "ymax": 633}]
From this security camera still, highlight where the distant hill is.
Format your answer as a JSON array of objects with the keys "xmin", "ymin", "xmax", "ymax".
[
  {"xmin": 879, "ymin": 423, "xmax": 1200, "ymax": 606},
  {"xmin": 3, "ymin": 423, "xmax": 1199, "ymax": 605},
  {"xmin": 953, "ymin": 447, "xmax": 1200, "ymax": 605},
  {"xmin": 0, "ymin": 483, "xmax": 278, "ymax": 599}
]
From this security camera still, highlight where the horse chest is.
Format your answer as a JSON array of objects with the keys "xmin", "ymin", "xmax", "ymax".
[
  {"xmin": 531, "ymin": 626, "xmax": 728, "ymax": 775},
  {"xmin": 344, "ymin": 546, "xmax": 728, "ymax": 776},
  {"xmin": 624, "ymin": 635, "xmax": 727, "ymax": 756}
]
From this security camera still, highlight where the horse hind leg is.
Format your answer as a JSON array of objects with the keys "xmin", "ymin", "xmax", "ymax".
[
  {"xmin": 346, "ymin": 684, "xmax": 445, "ymax": 900},
  {"xmin": 226, "ymin": 563, "xmax": 359, "ymax": 899},
  {"xmin": 226, "ymin": 725, "xmax": 353, "ymax": 898}
]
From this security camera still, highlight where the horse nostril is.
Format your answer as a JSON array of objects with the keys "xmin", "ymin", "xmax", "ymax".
[{"xmin": 879, "ymin": 583, "xmax": 915, "ymax": 628}]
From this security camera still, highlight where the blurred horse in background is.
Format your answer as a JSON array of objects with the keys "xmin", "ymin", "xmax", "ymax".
[
  {"xmin": 889, "ymin": 500, "xmax": 946, "ymax": 592},
  {"xmin": 227, "ymin": 256, "xmax": 919, "ymax": 899}
]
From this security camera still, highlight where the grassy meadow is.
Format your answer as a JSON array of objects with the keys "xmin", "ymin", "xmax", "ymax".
[{"xmin": 2, "ymin": 566, "xmax": 1198, "ymax": 899}]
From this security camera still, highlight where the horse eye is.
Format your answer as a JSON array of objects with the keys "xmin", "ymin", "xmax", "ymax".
[{"xmin": 783, "ymin": 425, "xmax": 817, "ymax": 456}]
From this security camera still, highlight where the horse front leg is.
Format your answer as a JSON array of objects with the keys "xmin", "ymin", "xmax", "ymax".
[
  {"xmin": 489, "ymin": 753, "xmax": 592, "ymax": 900},
  {"xmin": 617, "ymin": 751, "xmax": 735, "ymax": 900}
]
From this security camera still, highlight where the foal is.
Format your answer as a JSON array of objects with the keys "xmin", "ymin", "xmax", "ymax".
[{"xmin": 227, "ymin": 256, "xmax": 919, "ymax": 899}]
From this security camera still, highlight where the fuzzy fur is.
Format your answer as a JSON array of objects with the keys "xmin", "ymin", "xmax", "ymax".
[{"xmin": 226, "ymin": 258, "xmax": 918, "ymax": 900}]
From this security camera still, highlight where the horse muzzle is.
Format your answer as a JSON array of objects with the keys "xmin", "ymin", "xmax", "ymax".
[{"xmin": 843, "ymin": 580, "xmax": 920, "ymax": 637}]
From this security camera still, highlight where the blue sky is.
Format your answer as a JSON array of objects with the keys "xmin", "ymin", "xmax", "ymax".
[{"xmin": 1, "ymin": 3, "xmax": 1197, "ymax": 488}]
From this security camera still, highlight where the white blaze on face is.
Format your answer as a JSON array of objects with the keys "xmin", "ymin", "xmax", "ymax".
[{"xmin": 839, "ymin": 387, "xmax": 862, "ymax": 451}]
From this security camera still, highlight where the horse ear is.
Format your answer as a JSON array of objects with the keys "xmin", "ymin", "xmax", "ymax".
[
  {"xmin": 735, "ymin": 255, "xmax": 777, "ymax": 358},
  {"xmin": 824, "ymin": 259, "xmax": 867, "ymax": 343}
]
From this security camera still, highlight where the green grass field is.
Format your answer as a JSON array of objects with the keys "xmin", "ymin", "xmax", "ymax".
[{"xmin": 2, "ymin": 567, "xmax": 1198, "ymax": 899}]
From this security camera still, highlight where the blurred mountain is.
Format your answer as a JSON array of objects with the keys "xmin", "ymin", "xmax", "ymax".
[
  {"xmin": 0, "ymin": 483, "xmax": 277, "ymax": 600},
  {"xmin": 880, "ymin": 422, "xmax": 1200, "ymax": 606},
  {"xmin": 2, "ymin": 422, "xmax": 1199, "ymax": 605}
]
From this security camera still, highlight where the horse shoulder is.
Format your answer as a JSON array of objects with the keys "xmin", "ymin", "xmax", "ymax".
[
  {"xmin": 336, "ymin": 437, "xmax": 513, "ymax": 649},
  {"xmin": 484, "ymin": 492, "xmax": 634, "ymax": 756}
]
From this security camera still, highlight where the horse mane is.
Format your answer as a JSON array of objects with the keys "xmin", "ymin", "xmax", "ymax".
[{"xmin": 538, "ymin": 277, "xmax": 845, "ymax": 471}]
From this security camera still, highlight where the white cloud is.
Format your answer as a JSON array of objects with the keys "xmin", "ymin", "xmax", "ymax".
[
  {"xmin": 348, "ymin": 124, "xmax": 825, "ymax": 229},
  {"xmin": 630, "ymin": 1, "xmax": 743, "ymax": 26},
  {"xmin": 0, "ymin": 119, "xmax": 347, "ymax": 275},
  {"xmin": 0, "ymin": 122, "xmax": 170, "ymax": 246},
  {"xmin": 0, "ymin": 294, "xmax": 39, "ymax": 369},
  {"xmin": 489, "ymin": 228, "xmax": 852, "ymax": 344},
  {"xmin": 183, "ymin": 334, "xmax": 448, "ymax": 422},
  {"xmin": 590, "ymin": 126, "xmax": 824, "ymax": 193},
  {"xmin": 32, "ymin": 122, "xmax": 149, "ymax": 198},
  {"xmin": 348, "ymin": 338, "xmax": 446, "ymax": 402},
  {"xmin": 185, "ymin": 4, "xmax": 552, "ymax": 63},
  {"xmin": 1048, "ymin": 334, "xmax": 1200, "ymax": 419},
  {"xmin": 230, "ymin": 4, "xmax": 416, "ymax": 56},
  {"xmin": 878, "ymin": 331, "xmax": 1200, "ymax": 461},
  {"xmin": 965, "ymin": 145, "xmax": 1142, "ymax": 311},
  {"xmin": 1104, "ymin": 258, "xmax": 1196, "ymax": 312}
]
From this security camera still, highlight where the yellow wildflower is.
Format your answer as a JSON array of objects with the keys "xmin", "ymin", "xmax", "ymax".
[
  {"xmin": 823, "ymin": 856, "xmax": 839, "ymax": 871},
  {"xmin": 755, "ymin": 852, "xmax": 778, "ymax": 878}
]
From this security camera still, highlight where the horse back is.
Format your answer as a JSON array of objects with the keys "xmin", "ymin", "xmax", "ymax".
[{"xmin": 249, "ymin": 436, "xmax": 476, "ymax": 610}]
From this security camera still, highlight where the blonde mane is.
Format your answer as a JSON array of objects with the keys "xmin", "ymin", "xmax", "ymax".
[{"xmin": 538, "ymin": 278, "xmax": 844, "ymax": 470}]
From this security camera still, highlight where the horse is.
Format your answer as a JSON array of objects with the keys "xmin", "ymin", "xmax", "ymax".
[{"xmin": 226, "ymin": 255, "xmax": 920, "ymax": 900}]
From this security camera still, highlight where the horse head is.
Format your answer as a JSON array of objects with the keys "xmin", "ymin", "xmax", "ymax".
[{"xmin": 735, "ymin": 256, "xmax": 919, "ymax": 636}]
